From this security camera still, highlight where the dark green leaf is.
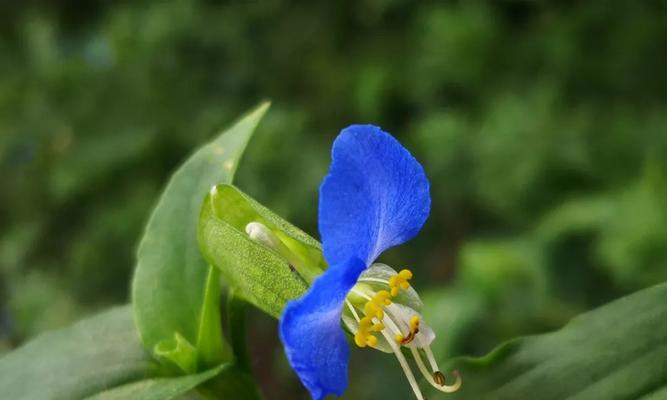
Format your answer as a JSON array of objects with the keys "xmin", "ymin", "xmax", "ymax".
[
  {"xmin": 438, "ymin": 283, "xmax": 667, "ymax": 400},
  {"xmin": 0, "ymin": 306, "xmax": 158, "ymax": 400},
  {"xmin": 83, "ymin": 365, "xmax": 225, "ymax": 400},
  {"xmin": 199, "ymin": 365, "xmax": 262, "ymax": 400},
  {"xmin": 132, "ymin": 103, "xmax": 270, "ymax": 363}
]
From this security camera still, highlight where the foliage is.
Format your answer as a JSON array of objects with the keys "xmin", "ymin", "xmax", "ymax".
[
  {"xmin": 132, "ymin": 103, "xmax": 268, "ymax": 370},
  {"xmin": 440, "ymin": 282, "xmax": 667, "ymax": 400},
  {"xmin": 1, "ymin": 1, "xmax": 666, "ymax": 399}
]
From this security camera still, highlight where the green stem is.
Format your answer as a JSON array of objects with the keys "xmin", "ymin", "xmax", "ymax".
[
  {"xmin": 196, "ymin": 266, "xmax": 231, "ymax": 370},
  {"xmin": 227, "ymin": 288, "xmax": 252, "ymax": 372}
]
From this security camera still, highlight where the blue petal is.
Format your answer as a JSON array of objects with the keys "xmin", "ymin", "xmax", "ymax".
[
  {"xmin": 279, "ymin": 258, "xmax": 366, "ymax": 400},
  {"xmin": 319, "ymin": 125, "xmax": 431, "ymax": 267}
]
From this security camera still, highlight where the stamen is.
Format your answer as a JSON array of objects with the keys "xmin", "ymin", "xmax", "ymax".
[
  {"xmin": 380, "ymin": 308, "xmax": 408, "ymax": 344},
  {"xmin": 433, "ymin": 371, "xmax": 446, "ymax": 386},
  {"xmin": 345, "ymin": 267, "xmax": 460, "ymax": 397},
  {"xmin": 395, "ymin": 315, "xmax": 421, "ymax": 345},
  {"xmin": 424, "ymin": 346, "xmax": 441, "ymax": 374},
  {"xmin": 345, "ymin": 300, "xmax": 361, "ymax": 322},
  {"xmin": 410, "ymin": 347, "xmax": 462, "ymax": 393},
  {"xmin": 354, "ymin": 317, "xmax": 380, "ymax": 348},
  {"xmin": 351, "ymin": 288, "xmax": 371, "ymax": 300},
  {"xmin": 360, "ymin": 290, "xmax": 393, "ymax": 328},
  {"xmin": 389, "ymin": 269, "xmax": 413, "ymax": 297},
  {"xmin": 379, "ymin": 323, "xmax": 426, "ymax": 400}
]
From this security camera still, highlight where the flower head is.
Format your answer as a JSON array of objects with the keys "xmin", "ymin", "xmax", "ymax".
[{"xmin": 275, "ymin": 125, "xmax": 460, "ymax": 399}]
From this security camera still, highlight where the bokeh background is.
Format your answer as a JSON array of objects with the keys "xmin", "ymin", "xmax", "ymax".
[{"xmin": 1, "ymin": 1, "xmax": 666, "ymax": 398}]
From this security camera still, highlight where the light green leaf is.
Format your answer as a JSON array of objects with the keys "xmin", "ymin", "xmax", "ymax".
[
  {"xmin": 208, "ymin": 184, "xmax": 325, "ymax": 276},
  {"xmin": 198, "ymin": 184, "xmax": 319, "ymax": 318},
  {"xmin": 132, "ymin": 103, "xmax": 270, "ymax": 364},
  {"xmin": 83, "ymin": 365, "xmax": 225, "ymax": 400},
  {"xmin": 438, "ymin": 283, "xmax": 667, "ymax": 400},
  {"xmin": 154, "ymin": 332, "xmax": 198, "ymax": 374},
  {"xmin": 0, "ymin": 306, "xmax": 158, "ymax": 400}
]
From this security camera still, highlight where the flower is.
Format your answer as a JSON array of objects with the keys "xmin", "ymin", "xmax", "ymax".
[{"xmin": 275, "ymin": 125, "xmax": 460, "ymax": 399}]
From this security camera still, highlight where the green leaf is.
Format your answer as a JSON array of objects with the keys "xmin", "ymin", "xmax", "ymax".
[
  {"xmin": 199, "ymin": 365, "xmax": 262, "ymax": 400},
  {"xmin": 154, "ymin": 332, "xmax": 198, "ymax": 374},
  {"xmin": 438, "ymin": 283, "xmax": 667, "ymax": 400},
  {"xmin": 198, "ymin": 184, "xmax": 319, "ymax": 318},
  {"xmin": 0, "ymin": 306, "xmax": 158, "ymax": 400},
  {"xmin": 132, "ymin": 103, "xmax": 270, "ymax": 364},
  {"xmin": 195, "ymin": 266, "xmax": 229, "ymax": 370},
  {"xmin": 83, "ymin": 365, "xmax": 225, "ymax": 400}
]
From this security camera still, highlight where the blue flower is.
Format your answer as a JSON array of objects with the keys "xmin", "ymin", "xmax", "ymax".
[{"xmin": 278, "ymin": 125, "xmax": 461, "ymax": 399}]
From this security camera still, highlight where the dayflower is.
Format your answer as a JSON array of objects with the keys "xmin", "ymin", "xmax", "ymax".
[{"xmin": 251, "ymin": 125, "xmax": 461, "ymax": 399}]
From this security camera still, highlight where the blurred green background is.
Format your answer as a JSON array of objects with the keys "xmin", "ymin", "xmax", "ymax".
[{"xmin": 1, "ymin": 1, "xmax": 666, "ymax": 398}]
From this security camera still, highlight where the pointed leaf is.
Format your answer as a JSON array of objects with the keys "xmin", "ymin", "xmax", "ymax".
[
  {"xmin": 0, "ymin": 306, "xmax": 158, "ymax": 400},
  {"xmin": 83, "ymin": 365, "xmax": 226, "ymax": 400},
  {"xmin": 438, "ymin": 283, "xmax": 667, "ymax": 399},
  {"xmin": 132, "ymin": 103, "xmax": 270, "ymax": 362}
]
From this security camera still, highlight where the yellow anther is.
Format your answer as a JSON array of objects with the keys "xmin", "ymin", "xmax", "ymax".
[
  {"xmin": 376, "ymin": 290, "xmax": 392, "ymax": 305},
  {"xmin": 364, "ymin": 302, "xmax": 384, "ymax": 320},
  {"xmin": 363, "ymin": 302, "xmax": 375, "ymax": 317},
  {"xmin": 389, "ymin": 269, "xmax": 414, "ymax": 297},
  {"xmin": 394, "ymin": 315, "xmax": 422, "ymax": 346},
  {"xmin": 399, "ymin": 269, "xmax": 413, "ymax": 280},
  {"xmin": 371, "ymin": 322, "xmax": 385, "ymax": 332},
  {"xmin": 355, "ymin": 317, "xmax": 381, "ymax": 348},
  {"xmin": 355, "ymin": 332, "xmax": 367, "ymax": 348},
  {"xmin": 410, "ymin": 315, "xmax": 420, "ymax": 331},
  {"xmin": 362, "ymin": 290, "xmax": 393, "ymax": 322}
]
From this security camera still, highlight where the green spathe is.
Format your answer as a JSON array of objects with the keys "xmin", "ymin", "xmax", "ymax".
[{"xmin": 198, "ymin": 184, "xmax": 325, "ymax": 318}]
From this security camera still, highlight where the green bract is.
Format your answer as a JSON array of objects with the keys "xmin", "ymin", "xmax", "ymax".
[{"xmin": 198, "ymin": 184, "xmax": 325, "ymax": 318}]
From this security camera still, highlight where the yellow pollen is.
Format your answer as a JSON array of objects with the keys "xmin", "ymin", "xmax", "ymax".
[
  {"xmin": 410, "ymin": 315, "xmax": 420, "ymax": 331},
  {"xmin": 395, "ymin": 315, "xmax": 422, "ymax": 346},
  {"xmin": 354, "ymin": 291, "xmax": 397, "ymax": 349},
  {"xmin": 354, "ymin": 332, "xmax": 367, "ymax": 347},
  {"xmin": 389, "ymin": 269, "xmax": 413, "ymax": 297},
  {"xmin": 372, "ymin": 322, "xmax": 385, "ymax": 332},
  {"xmin": 355, "ymin": 317, "xmax": 381, "ymax": 348}
]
